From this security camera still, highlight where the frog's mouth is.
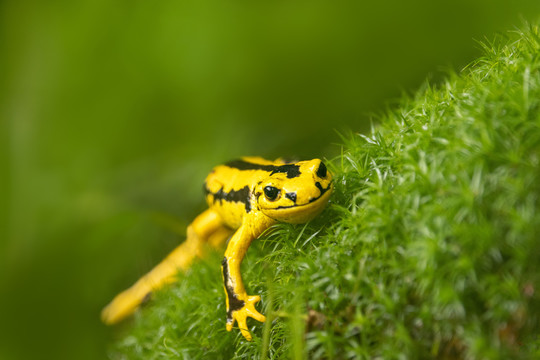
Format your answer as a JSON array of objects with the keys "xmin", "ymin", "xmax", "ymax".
[
  {"xmin": 274, "ymin": 183, "xmax": 331, "ymax": 210},
  {"xmin": 261, "ymin": 183, "xmax": 332, "ymax": 224}
]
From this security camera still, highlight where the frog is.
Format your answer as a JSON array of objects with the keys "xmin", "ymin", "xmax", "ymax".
[{"xmin": 101, "ymin": 157, "xmax": 333, "ymax": 341}]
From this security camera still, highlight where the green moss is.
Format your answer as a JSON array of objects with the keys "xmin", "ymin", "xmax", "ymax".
[{"xmin": 110, "ymin": 23, "xmax": 540, "ymax": 359}]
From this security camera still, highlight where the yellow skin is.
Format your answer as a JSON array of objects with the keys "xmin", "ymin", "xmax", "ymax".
[{"xmin": 101, "ymin": 157, "xmax": 333, "ymax": 341}]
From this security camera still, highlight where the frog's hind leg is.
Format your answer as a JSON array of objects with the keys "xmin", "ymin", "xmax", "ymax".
[{"xmin": 101, "ymin": 209, "xmax": 231, "ymax": 325}]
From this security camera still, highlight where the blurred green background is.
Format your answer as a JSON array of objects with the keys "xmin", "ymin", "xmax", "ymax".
[{"xmin": 1, "ymin": 1, "xmax": 540, "ymax": 359}]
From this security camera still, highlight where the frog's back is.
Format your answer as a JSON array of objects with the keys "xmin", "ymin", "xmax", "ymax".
[{"xmin": 204, "ymin": 157, "xmax": 287, "ymax": 229}]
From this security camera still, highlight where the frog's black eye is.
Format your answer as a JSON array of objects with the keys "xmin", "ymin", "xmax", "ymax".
[
  {"xmin": 316, "ymin": 162, "xmax": 327, "ymax": 178},
  {"xmin": 263, "ymin": 186, "xmax": 280, "ymax": 201}
]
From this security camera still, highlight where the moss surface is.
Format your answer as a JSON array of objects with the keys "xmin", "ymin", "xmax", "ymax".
[{"xmin": 111, "ymin": 24, "xmax": 540, "ymax": 359}]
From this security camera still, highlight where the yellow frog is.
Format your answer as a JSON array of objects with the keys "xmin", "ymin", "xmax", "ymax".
[{"xmin": 101, "ymin": 157, "xmax": 333, "ymax": 341}]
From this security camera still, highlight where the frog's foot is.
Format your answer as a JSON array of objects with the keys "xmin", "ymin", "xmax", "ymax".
[
  {"xmin": 226, "ymin": 295, "xmax": 266, "ymax": 341},
  {"xmin": 101, "ymin": 286, "xmax": 151, "ymax": 325}
]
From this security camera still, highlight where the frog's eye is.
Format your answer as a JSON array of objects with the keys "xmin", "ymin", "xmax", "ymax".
[
  {"xmin": 263, "ymin": 186, "xmax": 280, "ymax": 201},
  {"xmin": 316, "ymin": 162, "xmax": 327, "ymax": 178}
]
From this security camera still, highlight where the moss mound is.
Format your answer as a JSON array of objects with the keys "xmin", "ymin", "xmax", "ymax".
[{"xmin": 111, "ymin": 24, "xmax": 540, "ymax": 359}]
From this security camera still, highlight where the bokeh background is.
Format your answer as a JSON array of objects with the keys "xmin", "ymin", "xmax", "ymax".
[{"xmin": 2, "ymin": 1, "xmax": 540, "ymax": 359}]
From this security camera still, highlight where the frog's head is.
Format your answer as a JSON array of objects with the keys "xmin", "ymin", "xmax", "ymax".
[{"xmin": 254, "ymin": 159, "xmax": 332, "ymax": 224}]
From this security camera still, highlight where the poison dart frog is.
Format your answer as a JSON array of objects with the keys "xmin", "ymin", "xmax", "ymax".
[{"xmin": 101, "ymin": 157, "xmax": 333, "ymax": 341}]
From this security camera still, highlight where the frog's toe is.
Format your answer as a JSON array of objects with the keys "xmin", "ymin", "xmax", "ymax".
[
  {"xmin": 246, "ymin": 294, "xmax": 261, "ymax": 305},
  {"xmin": 226, "ymin": 308, "xmax": 252, "ymax": 340},
  {"xmin": 236, "ymin": 316, "xmax": 252, "ymax": 341},
  {"xmin": 245, "ymin": 295, "xmax": 266, "ymax": 323}
]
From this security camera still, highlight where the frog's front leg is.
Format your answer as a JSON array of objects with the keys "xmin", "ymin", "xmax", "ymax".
[{"xmin": 221, "ymin": 223, "xmax": 266, "ymax": 341}]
